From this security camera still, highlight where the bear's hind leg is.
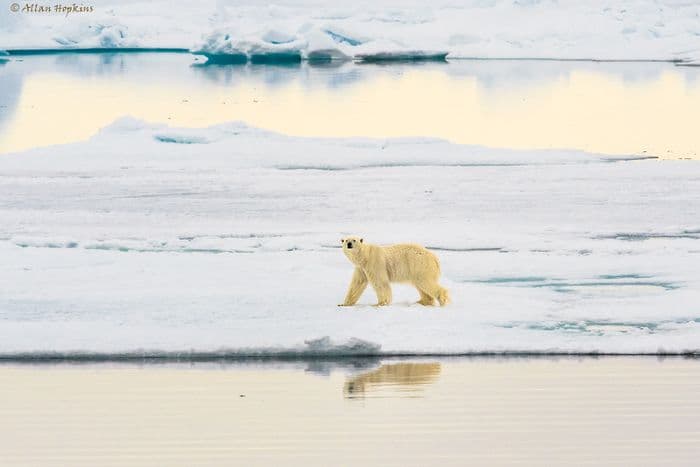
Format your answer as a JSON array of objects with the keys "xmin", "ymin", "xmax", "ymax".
[
  {"xmin": 416, "ymin": 287, "xmax": 436, "ymax": 306},
  {"xmin": 436, "ymin": 285, "xmax": 450, "ymax": 306},
  {"xmin": 416, "ymin": 280, "xmax": 449, "ymax": 307}
]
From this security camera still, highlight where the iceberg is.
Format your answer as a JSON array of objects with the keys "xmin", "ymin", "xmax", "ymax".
[{"xmin": 191, "ymin": 27, "xmax": 356, "ymax": 63}]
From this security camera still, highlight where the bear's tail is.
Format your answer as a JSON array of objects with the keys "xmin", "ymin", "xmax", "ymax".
[{"xmin": 437, "ymin": 286, "xmax": 450, "ymax": 306}]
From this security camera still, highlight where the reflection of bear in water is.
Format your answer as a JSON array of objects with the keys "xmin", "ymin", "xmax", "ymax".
[
  {"xmin": 344, "ymin": 363, "xmax": 442, "ymax": 396},
  {"xmin": 339, "ymin": 237, "xmax": 450, "ymax": 307}
]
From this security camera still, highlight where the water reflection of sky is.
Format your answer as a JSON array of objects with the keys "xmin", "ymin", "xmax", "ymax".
[
  {"xmin": 0, "ymin": 52, "xmax": 698, "ymax": 158},
  {"xmin": 3, "ymin": 358, "xmax": 700, "ymax": 465}
]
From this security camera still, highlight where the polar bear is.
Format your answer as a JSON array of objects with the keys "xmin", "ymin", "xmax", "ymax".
[{"xmin": 339, "ymin": 236, "xmax": 450, "ymax": 307}]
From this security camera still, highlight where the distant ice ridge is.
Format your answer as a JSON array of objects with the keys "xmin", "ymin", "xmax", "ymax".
[
  {"xmin": 1, "ymin": 117, "xmax": 699, "ymax": 355},
  {"xmin": 1, "ymin": 0, "xmax": 699, "ymax": 63},
  {"xmin": 190, "ymin": 27, "xmax": 448, "ymax": 63},
  {"xmin": 0, "ymin": 116, "xmax": 649, "ymax": 169}
]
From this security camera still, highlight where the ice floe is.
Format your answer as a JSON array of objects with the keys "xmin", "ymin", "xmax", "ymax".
[
  {"xmin": 1, "ymin": 1, "xmax": 699, "ymax": 62},
  {"xmin": 0, "ymin": 118, "xmax": 699, "ymax": 355}
]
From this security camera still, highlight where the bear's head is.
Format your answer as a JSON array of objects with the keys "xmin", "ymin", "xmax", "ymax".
[{"xmin": 341, "ymin": 236, "xmax": 364, "ymax": 262}]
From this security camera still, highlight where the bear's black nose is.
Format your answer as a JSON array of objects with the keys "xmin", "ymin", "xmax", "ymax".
[{"xmin": 347, "ymin": 241, "xmax": 353, "ymax": 249}]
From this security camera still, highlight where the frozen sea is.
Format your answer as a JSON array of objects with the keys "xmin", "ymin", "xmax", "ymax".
[{"xmin": 0, "ymin": 52, "xmax": 699, "ymax": 356}]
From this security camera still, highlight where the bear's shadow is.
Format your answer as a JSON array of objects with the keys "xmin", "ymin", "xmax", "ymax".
[{"xmin": 341, "ymin": 301, "xmax": 433, "ymax": 309}]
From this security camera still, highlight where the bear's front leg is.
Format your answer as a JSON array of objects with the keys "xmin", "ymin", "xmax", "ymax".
[
  {"xmin": 339, "ymin": 267, "xmax": 368, "ymax": 306},
  {"xmin": 369, "ymin": 273, "xmax": 392, "ymax": 306}
]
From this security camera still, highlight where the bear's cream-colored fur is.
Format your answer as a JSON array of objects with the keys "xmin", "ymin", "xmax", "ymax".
[
  {"xmin": 339, "ymin": 236, "xmax": 450, "ymax": 307},
  {"xmin": 344, "ymin": 363, "xmax": 441, "ymax": 396}
]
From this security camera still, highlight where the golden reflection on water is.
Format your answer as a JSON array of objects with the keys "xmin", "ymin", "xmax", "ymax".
[
  {"xmin": 0, "ymin": 58, "xmax": 698, "ymax": 158},
  {"xmin": 1, "ymin": 358, "xmax": 700, "ymax": 466},
  {"xmin": 344, "ymin": 362, "xmax": 441, "ymax": 397}
]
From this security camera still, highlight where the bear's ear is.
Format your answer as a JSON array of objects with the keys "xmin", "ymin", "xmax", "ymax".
[
  {"xmin": 340, "ymin": 238, "xmax": 345, "ymax": 244},
  {"xmin": 360, "ymin": 238, "xmax": 363, "ymax": 243}
]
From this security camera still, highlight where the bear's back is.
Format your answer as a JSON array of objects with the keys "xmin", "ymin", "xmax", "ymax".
[{"xmin": 382, "ymin": 243, "xmax": 440, "ymax": 282}]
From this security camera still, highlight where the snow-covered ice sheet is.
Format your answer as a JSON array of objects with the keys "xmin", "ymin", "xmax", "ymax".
[
  {"xmin": 1, "ymin": 118, "xmax": 699, "ymax": 356},
  {"xmin": 1, "ymin": 0, "xmax": 699, "ymax": 62}
]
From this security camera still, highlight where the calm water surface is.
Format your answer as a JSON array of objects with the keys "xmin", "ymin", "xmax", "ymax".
[
  {"xmin": 1, "ymin": 357, "xmax": 700, "ymax": 466},
  {"xmin": 0, "ymin": 53, "xmax": 698, "ymax": 158}
]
